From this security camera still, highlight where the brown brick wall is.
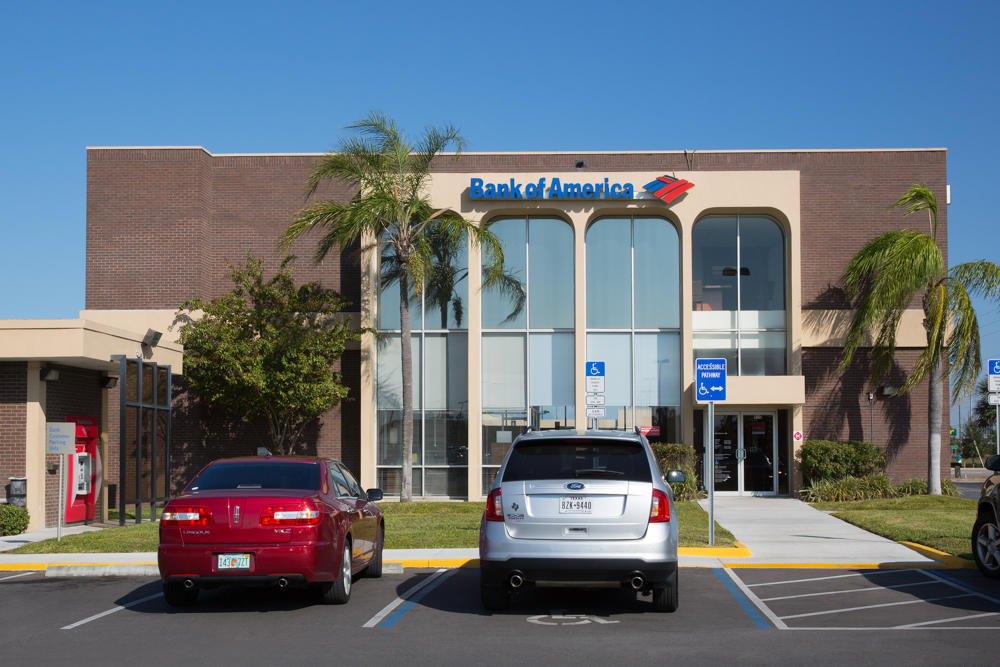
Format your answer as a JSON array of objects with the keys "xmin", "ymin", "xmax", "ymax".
[
  {"xmin": 803, "ymin": 348, "xmax": 950, "ymax": 482},
  {"xmin": 0, "ymin": 362, "xmax": 27, "ymax": 503}
]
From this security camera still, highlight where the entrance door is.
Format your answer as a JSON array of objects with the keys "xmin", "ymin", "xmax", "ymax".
[{"xmin": 710, "ymin": 412, "xmax": 777, "ymax": 495}]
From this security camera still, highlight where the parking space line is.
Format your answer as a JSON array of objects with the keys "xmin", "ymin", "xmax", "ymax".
[
  {"xmin": 0, "ymin": 571, "xmax": 36, "ymax": 581},
  {"xmin": 760, "ymin": 580, "xmax": 937, "ymax": 602},
  {"xmin": 61, "ymin": 592, "xmax": 163, "ymax": 630},
  {"xmin": 716, "ymin": 568, "xmax": 782, "ymax": 630},
  {"xmin": 363, "ymin": 569, "xmax": 455, "ymax": 628},
  {"xmin": 920, "ymin": 569, "xmax": 1000, "ymax": 606},
  {"xmin": 895, "ymin": 611, "xmax": 1000, "ymax": 628},
  {"xmin": 778, "ymin": 594, "xmax": 973, "ymax": 620},
  {"xmin": 747, "ymin": 569, "xmax": 917, "ymax": 588}
]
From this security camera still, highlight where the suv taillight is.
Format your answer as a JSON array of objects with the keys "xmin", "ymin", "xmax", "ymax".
[
  {"xmin": 161, "ymin": 506, "xmax": 212, "ymax": 526},
  {"xmin": 260, "ymin": 501, "xmax": 321, "ymax": 526},
  {"xmin": 649, "ymin": 489, "xmax": 670, "ymax": 523},
  {"xmin": 485, "ymin": 488, "xmax": 504, "ymax": 522}
]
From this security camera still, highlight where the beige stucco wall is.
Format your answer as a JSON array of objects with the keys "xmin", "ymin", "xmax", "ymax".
[{"xmin": 360, "ymin": 170, "xmax": 805, "ymax": 498}]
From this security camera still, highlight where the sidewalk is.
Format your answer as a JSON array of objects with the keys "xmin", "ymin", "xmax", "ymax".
[{"xmin": 0, "ymin": 497, "xmax": 972, "ymax": 576}]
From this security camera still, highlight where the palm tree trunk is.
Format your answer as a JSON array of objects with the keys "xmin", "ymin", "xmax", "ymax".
[
  {"xmin": 399, "ymin": 269, "xmax": 414, "ymax": 502},
  {"xmin": 927, "ymin": 352, "xmax": 944, "ymax": 495}
]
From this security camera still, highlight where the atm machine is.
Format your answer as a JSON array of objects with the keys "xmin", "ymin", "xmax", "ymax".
[{"xmin": 64, "ymin": 415, "xmax": 100, "ymax": 522}]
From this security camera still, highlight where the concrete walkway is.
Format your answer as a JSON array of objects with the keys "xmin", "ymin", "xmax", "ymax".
[{"xmin": 0, "ymin": 497, "xmax": 970, "ymax": 575}]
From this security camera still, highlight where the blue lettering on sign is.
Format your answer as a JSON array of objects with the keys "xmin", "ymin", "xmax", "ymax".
[{"xmin": 469, "ymin": 176, "xmax": 634, "ymax": 200}]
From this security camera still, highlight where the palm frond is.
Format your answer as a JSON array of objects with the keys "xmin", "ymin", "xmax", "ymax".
[
  {"xmin": 947, "ymin": 278, "xmax": 981, "ymax": 400},
  {"xmin": 891, "ymin": 184, "xmax": 938, "ymax": 239}
]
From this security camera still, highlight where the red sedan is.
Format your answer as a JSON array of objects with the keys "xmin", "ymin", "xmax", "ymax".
[{"xmin": 158, "ymin": 456, "xmax": 384, "ymax": 606}]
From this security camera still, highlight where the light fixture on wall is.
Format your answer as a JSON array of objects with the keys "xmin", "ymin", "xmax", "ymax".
[
  {"xmin": 100, "ymin": 376, "xmax": 119, "ymax": 389},
  {"xmin": 879, "ymin": 385, "xmax": 899, "ymax": 397},
  {"xmin": 142, "ymin": 329, "xmax": 163, "ymax": 348},
  {"xmin": 39, "ymin": 367, "xmax": 59, "ymax": 382},
  {"xmin": 575, "ymin": 160, "xmax": 587, "ymax": 169}
]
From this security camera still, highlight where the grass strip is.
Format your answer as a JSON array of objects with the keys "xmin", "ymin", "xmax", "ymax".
[
  {"xmin": 7, "ymin": 500, "xmax": 734, "ymax": 553},
  {"xmin": 812, "ymin": 495, "xmax": 977, "ymax": 559}
]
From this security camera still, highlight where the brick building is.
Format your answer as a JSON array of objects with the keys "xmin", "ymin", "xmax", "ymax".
[{"xmin": 0, "ymin": 146, "xmax": 950, "ymax": 527}]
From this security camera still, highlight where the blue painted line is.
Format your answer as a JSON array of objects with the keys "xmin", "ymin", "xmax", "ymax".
[
  {"xmin": 380, "ymin": 570, "xmax": 455, "ymax": 627},
  {"xmin": 713, "ymin": 568, "xmax": 771, "ymax": 629}
]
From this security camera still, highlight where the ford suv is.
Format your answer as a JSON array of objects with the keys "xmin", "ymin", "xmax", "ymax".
[
  {"xmin": 479, "ymin": 429, "xmax": 685, "ymax": 612},
  {"xmin": 973, "ymin": 454, "xmax": 1000, "ymax": 578}
]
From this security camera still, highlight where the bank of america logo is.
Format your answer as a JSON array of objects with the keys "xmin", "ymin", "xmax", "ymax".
[{"xmin": 642, "ymin": 175, "xmax": 694, "ymax": 203}]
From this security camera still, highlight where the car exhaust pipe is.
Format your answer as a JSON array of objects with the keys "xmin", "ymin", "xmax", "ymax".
[
  {"xmin": 630, "ymin": 574, "xmax": 645, "ymax": 590},
  {"xmin": 277, "ymin": 577, "xmax": 289, "ymax": 589},
  {"xmin": 508, "ymin": 571, "xmax": 525, "ymax": 589},
  {"xmin": 183, "ymin": 579, "xmax": 195, "ymax": 590}
]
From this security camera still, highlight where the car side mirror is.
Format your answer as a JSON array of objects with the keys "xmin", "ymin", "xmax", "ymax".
[
  {"xmin": 985, "ymin": 455, "xmax": 1000, "ymax": 472},
  {"xmin": 666, "ymin": 469, "xmax": 686, "ymax": 485},
  {"xmin": 366, "ymin": 488, "xmax": 384, "ymax": 502}
]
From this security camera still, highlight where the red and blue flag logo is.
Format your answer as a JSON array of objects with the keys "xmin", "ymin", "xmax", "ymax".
[{"xmin": 642, "ymin": 175, "xmax": 694, "ymax": 203}]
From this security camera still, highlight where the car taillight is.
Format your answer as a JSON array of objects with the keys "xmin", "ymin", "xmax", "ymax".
[
  {"xmin": 485, "ymin": 488, "xmax": 504, "ymax": 522},
  {"xmin": 260, "ymin": 501, "xmax": 321, "ymax": 526},
  {"xmin": 649, "ymin": 489, "xmax": 670, "ymax": 523},
  {"xmin": 161, "ymin": 506, "xmax": 212, "ymax": 526}
]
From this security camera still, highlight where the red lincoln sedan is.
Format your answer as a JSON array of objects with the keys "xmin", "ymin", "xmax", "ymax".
[{"xmin": 158, "ymin": 456, "xmax": 384, "ymax": 607}]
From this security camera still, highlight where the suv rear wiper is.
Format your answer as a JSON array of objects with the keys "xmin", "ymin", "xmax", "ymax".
[{"xmin": 574, "ymin": 469, "xmax": 624, "ymax": 478}]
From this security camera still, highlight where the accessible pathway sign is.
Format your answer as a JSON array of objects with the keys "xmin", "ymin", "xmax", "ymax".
[{"xmin": 695, "ymin": 358, "xmax": 727, "ymax": 402}]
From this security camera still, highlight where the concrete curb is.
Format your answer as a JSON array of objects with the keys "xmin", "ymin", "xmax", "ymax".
[{"xmin": 46, "ymin": 564, "xmax": 159, "ymax": 577}]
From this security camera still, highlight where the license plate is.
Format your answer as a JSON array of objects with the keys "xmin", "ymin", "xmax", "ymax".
[
  {"xmin": 217, "ymin": 553, "xmax": 251, "ymax": 570},
  {"xmin": 559, "ymin": 496, "xmax": 592, "ymax": 514}
]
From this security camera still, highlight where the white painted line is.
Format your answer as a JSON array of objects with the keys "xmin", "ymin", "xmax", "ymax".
[
  {"xmin": 362, "ymin": 569, "xmax": 450, "ymax": 628},
  {"xmin": 779, "ymin": 593, "xmax": 972, "ymax": 620},
  {"xmin": 895, "ymin": 611, "xmax": 1000, "ymax": 628},
  {"xmin": 0, "ymin": 571, "xmax": 36, "ymax": 581},
  {"xmin": 747, "ymin": 569, "xmax": 917, "ymax": 588},
  {"xmin": 919, "ymin": 569, "xmax": 1000, "ymax": 606},
  {"xmin": 723, "ymin": 568, "xmax": 788, "ymax": 630},
  {"xmin": 785, "ymin": 626, "xmax": 1000, "ymax": 631},
  {"xmin": 61, "ymin": 593, "xmax": 163, "ymax": 630},
  {"xmin": 760, "ymin": 580, "xmax": 937, "ymax": 602}
]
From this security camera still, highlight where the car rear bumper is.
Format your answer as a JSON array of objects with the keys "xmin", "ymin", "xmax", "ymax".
[
  {"xmin": 480, "ymin": 558, "xmax": 677, "ymax": 589},
  {"xmin": 158, "ymin": 541, "xmax": 337, "ymax": 585}
]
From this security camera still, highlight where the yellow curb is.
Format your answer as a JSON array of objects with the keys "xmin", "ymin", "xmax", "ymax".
[
  {"xmin": 387, "ymin": 558, "xmax": 479, "ymax": 568},
  {"xmin": 718, "ymin": 562, "xmax": 954, "ymax": 569},
  {"xmin": 679, "ymin": 541, "xmax": 752, "ymax": 558},
  {"xmin": 899, "ymin": 541, "xmax": 976, "ymax": 568}
]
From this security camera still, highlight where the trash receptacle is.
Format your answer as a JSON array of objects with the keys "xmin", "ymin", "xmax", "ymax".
[
  {"xmin": 952, "ymin": 464, "xmax": 963, "ymax": 479},
  {"xmin": 8, "ymin": 477, "xmax": 26, "ymax": 507}
]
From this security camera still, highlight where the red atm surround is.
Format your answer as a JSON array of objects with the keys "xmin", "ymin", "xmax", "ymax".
[{"xmin": 64, "ymin": 415, "xmax": 99, "ymax": 523}]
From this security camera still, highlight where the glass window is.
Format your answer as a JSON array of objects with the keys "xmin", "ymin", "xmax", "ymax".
[
  {"xmin": 529, "ymin": 333, "xmax": 575, "ymax": 430},
  {"xmin": 634, "ymin": 218, "xmax": 680, "ymax": 329},
  {"xmin": 586, "ymin": 218, "xmax": 631, "ymax": 328},
  {"xmin": 692, "ymin": 215, "xmax": 787, "ymax": 375},
  {"xmin": 529, "ymin": 219, "xmax": 574, "ymax": 328},
  {"xmin": 482, "ymin": 334, "xmax": 526, "ymax": 409},
  {"xmin": 482, "ymin": 219, "xmax": 527, "ymax": 329}
]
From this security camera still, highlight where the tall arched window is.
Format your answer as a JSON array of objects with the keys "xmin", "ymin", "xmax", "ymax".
[
  {"xmin": 481, "ymin": 217, "xmax": 574, "ymax": 493},
  {"xmin": 585, "ymin": 217, "xmax": 681, "ymax": 442},
  {"xmin": 692, "ymin": 215, "xmax": 786, "ymax": 375},
  {"xmin": 376, "ymin": 231, "xmax": 469, "ymax": 498}
]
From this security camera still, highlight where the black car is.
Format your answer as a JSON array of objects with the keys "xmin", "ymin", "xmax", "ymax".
[{"xmin": 973, "ymin": 454, "xmax": 1000, "ymax": 577}]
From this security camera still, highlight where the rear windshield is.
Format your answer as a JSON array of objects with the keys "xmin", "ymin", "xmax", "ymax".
[
  {"xmin": 502, "ymin": 439, "xmax": 651, "ymax": 482},
  {"xmin": 187, "ymin": 462, "xmax": 321, "ymax": 491}
]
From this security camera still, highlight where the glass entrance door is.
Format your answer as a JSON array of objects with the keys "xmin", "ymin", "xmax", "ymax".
[{"xmin": 710, "ymin": 412, "xmax": 777, "ymax": 495}]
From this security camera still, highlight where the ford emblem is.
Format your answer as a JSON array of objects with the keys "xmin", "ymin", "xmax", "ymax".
[{"xmin": 566, "ymin": 482, "xmax": 585, "ymax": 490}]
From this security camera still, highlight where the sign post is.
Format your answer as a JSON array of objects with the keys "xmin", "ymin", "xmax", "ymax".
[
  {"xmin": 46, "ymin": 422, "xmax": 75, "ymax": 542},
  {"xmin": 990, "ymin": 360, "xmax": 1000, "ymax": 455},
  {"xmin": 695, "ymin": 358, "xmax": 727, "ymax": 546},
  {"xmin": 586, "ymin": 362, "xmax": 606, "ymax": 429}
]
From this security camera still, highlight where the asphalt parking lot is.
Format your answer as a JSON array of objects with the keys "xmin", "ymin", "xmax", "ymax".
[{"xmin": 3, "ymin": 565, "xmax": 1000, "ymax": 665}]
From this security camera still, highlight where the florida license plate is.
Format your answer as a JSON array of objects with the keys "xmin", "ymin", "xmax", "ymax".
[
  {"xmin": 217, "ymin": 553, "xmax": 251, "ymax": 570},
  {"xmin": 559, "ymin": 496, "xmax": 593, "ymax": 514}
]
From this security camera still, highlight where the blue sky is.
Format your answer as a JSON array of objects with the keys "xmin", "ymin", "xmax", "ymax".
[{"xmin": 1, "ymin": 1, "xmax": 997, "ymax": 426}]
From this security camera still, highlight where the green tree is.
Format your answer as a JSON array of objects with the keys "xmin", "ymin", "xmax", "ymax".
[
  {"xmin": 840, "ymin": 185, "xmax": 1000, "ymax": 493},
  {"xmin": 177, "ymin": 253, "xmax": 360, "ymax": 455},
  {"xmin": 279, "ymin": 112, "xmax": 509, "ymax": 501}
]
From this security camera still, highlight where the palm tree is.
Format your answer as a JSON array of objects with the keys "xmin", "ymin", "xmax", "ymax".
[
  {"xmin": 279, "ymin": 112, "xmax": 508, "ymax": 501},
  {"xmin": 380, "ymin": 219, "xmax": 525, "ymax": 329},
  {"xmin": 840, "ymin": 185, "xmax": 1000, "ymax": 493}
]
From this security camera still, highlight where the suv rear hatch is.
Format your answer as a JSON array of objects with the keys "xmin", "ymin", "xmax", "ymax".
[{"xmin": 498, "ymin": 438, "xmax": 654, "ymax": 540}]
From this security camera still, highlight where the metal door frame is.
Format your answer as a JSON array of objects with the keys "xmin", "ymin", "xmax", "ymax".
[{"xmin": 706, "ymin": 409, "xmax": 778, "ymax": 496}]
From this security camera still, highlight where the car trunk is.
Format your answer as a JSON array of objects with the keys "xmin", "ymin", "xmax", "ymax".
[
  {"xmin": 177, "ymin": 490, "xmax": 315, "ymax": 545},
  {"xmin": 499, "ymin": 480, "xmax": 652, "ymax": 540}
]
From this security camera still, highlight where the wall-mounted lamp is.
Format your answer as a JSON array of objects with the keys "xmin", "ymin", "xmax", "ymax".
[
  {"xmin": 39, "ymin": 367, "xmax": 59, "ymax": 382},
  {"xmin": 100, "ymin": 376, "xmax": 119, "ymax": 389},
  {"xmin": 879, "ymin": 385, "xmax": 899, "ymax": 397},
  {"xmin": 142, "ymin": 329, "xmax": 163, "ymax": 348},
  {"xmin": 575, "ymin": 160, "xmax": 587, "ymax": 169}
]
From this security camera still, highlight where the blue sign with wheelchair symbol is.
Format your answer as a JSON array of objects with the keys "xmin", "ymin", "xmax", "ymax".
[
  {"xmin": 695, "ymin": 358, "xmax": 727, "ymax": 402},
  {"xmin": 990, "ymin": 359, "xmax": 1000, "ymax": 376},
  {"xmin": 587, "ymin": 361, "xmax": 605, "ymax": 377}
]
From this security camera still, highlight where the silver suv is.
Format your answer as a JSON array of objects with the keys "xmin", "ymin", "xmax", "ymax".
[{"xmin": 479, "ymin": 429, "xmax": 685, "ymax": 612}]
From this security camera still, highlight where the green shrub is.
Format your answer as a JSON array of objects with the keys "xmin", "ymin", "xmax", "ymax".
[
  {"xmin": 0, "ymin": 504, "xmax": 30, "ymax": 536},
  {"xmin": 669, "ymin": 465, "xmax": 704, "ymax": 502},
  {"xmin": 799, "ymin": 474, "xmax": 897, "ymax": 502},
  {"xmin": 649, "ymin": 443, "xmax": 702, "ymax": 501},
  {"xmin": 896, "ymin": 478, "xmax": 959, "ymax": 497},
  {"xmin": 798, "ymin": 440, "xmax": 886, "ymax": 485}
]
